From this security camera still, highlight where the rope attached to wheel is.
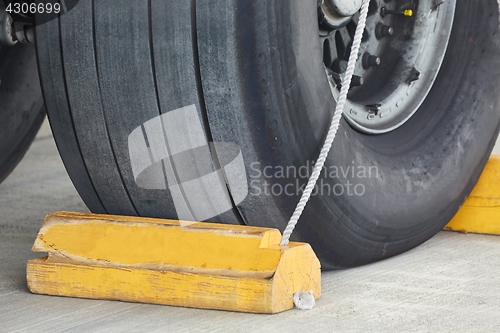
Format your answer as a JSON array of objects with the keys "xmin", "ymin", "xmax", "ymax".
[
  {"xmin": 286, "ymin": 0, "xmax": 371, "ymax": 310},
  {"xmin": 281, "ymin": 0, "xmax": 371, "ymax": 249}
]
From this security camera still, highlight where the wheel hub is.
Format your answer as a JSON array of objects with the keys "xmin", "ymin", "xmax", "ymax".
[
  {"xmin": 0, "ymin": 10, "xmax": 16, "ymax": 47},
  {"xmin": 326, "ymin": 0, "xmax": 363, "ymax": 17},
  {"xmin": 319, "ymin": 0, "xmax": 456, "ymax": 134},
  {"xmin": 319, "ymin": 0, "xmax": 363, "ymax": 30}
]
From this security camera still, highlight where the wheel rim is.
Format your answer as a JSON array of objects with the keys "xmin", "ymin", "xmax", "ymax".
[{"xmin": 320, "ymin": 0, "xmax": 456, "ymax": 134}]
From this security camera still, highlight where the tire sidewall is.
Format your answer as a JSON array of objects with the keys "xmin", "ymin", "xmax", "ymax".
[{"xmin": 234, "ymin": 0, "xmax": 500, "ymax": 267}]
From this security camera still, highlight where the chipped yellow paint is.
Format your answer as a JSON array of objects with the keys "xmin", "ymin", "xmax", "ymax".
[
  {"xmin": 446, "ymin": 156, "xmax": 500, "ymax": 235},
  {"xmin": 27, "ymin": 212, "xmax": 321, "ymax": 314}
]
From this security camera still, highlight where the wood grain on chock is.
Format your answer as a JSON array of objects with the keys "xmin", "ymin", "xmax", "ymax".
[{"xmin": 27, "ymin": 212, "xmax": 321, "ymax": 314}]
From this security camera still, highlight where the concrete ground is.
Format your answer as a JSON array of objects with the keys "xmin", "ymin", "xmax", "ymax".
[{"xmin": 1, "ymin": 121, "xmax": 500, "ymax": 332}]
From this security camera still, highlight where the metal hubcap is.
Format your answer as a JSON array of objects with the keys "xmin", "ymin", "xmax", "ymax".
[
  {"xmin": 318, "ymin": 0, "xmax": 363, "ymax": 30},
  {"xmin": 0, "ymin": 10, "xmax": 16, "ymax": 47},
  {"xmin": 326, "ymin": 0, "xmax": 363, "ymax": 17},
  {"xmin": 320, "ymin": 0, "xmax": 456, "ymax": 134}
]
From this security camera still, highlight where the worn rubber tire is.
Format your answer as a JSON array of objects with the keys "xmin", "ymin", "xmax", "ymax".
[
  {"xmin": 0, "ymin": 43, "xmax": 45, "ymax": 184},
  {"xmin": 35, "ymin": 0, "xmax": 500, "ymax": 268}
]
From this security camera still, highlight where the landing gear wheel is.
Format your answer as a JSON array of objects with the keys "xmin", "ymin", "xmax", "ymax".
[
  {"xmin": 0, "ymin": 43, "xmax": 44, "ymax": 184},
  {"xmin": 35, "ymin": 0, "xmax": 500, "ymax": 268}
]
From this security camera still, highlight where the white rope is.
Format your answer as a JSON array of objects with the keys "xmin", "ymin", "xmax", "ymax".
[
  {"xmin": 281, "ymin": 0, "xmax": 371, "ymax": 247},
  {"xmin": 293, "ymin": 290, "xmax": 316, "ymax": 310}
]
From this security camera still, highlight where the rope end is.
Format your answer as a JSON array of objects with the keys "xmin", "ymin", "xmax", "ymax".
[{"xmin": 293, "ymin": 290, "xmax": 316, "ymax": 310}]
